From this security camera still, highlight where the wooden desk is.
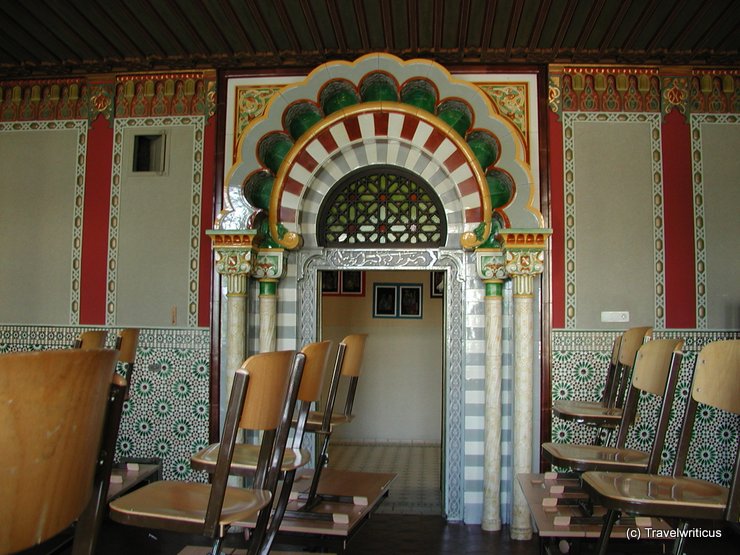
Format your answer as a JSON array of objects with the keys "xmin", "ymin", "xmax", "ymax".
[
  {"xmin": 108, "ymin": 461, "xmax": 161, "ymax": 500},
  {"xmin": 518, "ymin": 472, "xmax": 672, "ymax": 553},
  {"xmin": 234, "ymin": 467, "xmax": 395, "ymax": 553}
]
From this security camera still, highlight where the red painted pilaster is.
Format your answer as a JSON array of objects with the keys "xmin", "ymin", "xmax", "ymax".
[
  {"xmin": 80, "ymin": 113, "xmax": 112, "ymax": 324},
  {"xmin": 548, "ymin": 109, "xmax": 565, "ymax": 329},
  {"xmin": 662, "ymin": 109, "xmax": 696, "ymax": 328},
  {"xmin": 199, "ymin": 113, "xmax": 216, "ymax": 327}
]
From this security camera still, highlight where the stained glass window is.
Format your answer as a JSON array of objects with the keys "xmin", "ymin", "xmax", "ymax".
[{"xmin": 318, "ymin": 167, "xmax": 446, "ymax": 248}]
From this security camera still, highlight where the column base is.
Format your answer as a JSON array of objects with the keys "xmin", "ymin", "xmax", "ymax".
[
  {"xmin": 509, "ymin": 526, "xmax": 533, "ymax": 541},
  {"xmin": 481, "ymin": 518, "xmax": 501, "ymax": 532}
]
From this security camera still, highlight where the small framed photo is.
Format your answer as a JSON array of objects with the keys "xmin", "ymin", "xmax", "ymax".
[
  {"xmin": 321, "ymin": 270, "xmax": 340, "ymax": 295},
  {"xmin": 399, "ymin": 284, "xmax": 423, "ymax": 318},
  {"xmin": 341, "ymin": 270, "xmax": 365, "ymax": 296},
  {"xmin": 373, "ymin": 284, "xmax": 397, "ymax": 318},
  {"xmin": 431, "ymin": 271, "xmax": 444, "ymax": 298}
]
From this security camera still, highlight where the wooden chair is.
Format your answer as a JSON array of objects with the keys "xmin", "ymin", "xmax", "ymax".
[
  {"xmin": 72, "ymin": 330, "xmax": 108, "ymax": 349},
  {"xmin": 190, "ymin": 340, "xmax": 332, "ymax": 554},
  {"xmin": 72, "ymin": 328, "xmax": 140, "ymax": 555},
  {"xmin": 0, "ymin": 349, "xmax": 119, "ymax": 554},
  {"xmin": 582, "ymin": 340, "xmax": 740, "ymax": 555},
  {"xmin": 553, "ymin": 326, "xmax": 653, "ymax": 432},
  {"xmin": 109, "ymin": 350, "xmax": 306, "ymax": 555},
  {"xmin": 301, "ymin": 334, "xmax": 368, "ymax": 510},
  {"xmin": 542, "ymin": 338, "xmax": 684, "ymax": 474}
]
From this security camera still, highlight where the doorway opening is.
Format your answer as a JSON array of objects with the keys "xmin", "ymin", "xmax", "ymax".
[
  {"xmin": 296, "ymin": 247, "xmax": 466, "ymax": 520},
  {"xmin": 319, "ymin": 269, "xmax": 444, "ymax": 514}
]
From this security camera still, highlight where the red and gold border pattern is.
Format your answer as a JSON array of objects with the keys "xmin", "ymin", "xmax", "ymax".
[
  {"xmin": 0, "ymin": 71, "xmax": 217, "ymax": 123},
  {"xmin": 549, "ymin": 66, "xmax": 739, "ymax": 120}
]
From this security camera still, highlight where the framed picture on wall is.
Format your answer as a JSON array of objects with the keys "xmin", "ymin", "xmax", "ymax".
[
  {"xmin": 399, "ymin": 284, "xmax": 423, "ymax": 318},
  {"xmin": 321, "ymin": 270, "xmax": 340, "ymax": 295},
  {"xmin": 340, "ymin": 270, "xmax": 365, "ymax": 295},
  {"xmin": 431, "ymin": 271, "xmax": 444, "ymax": 298},
  {"xmin": 373, "ymin": 284, "xmax": 397, "ymax": 318}
]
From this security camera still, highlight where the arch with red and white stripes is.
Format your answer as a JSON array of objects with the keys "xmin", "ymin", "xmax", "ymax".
[{"xmin": 269, "ymin": 104, "xmax": 491, "ymax": 250}]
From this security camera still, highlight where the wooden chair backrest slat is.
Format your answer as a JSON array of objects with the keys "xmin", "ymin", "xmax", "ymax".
[
  {"xmin": 692, "ymin": 340, "xmax": 740, "ymax": 414},
  {"xmin": 239, "ymin": 350, "xmax": 295, "ymax": 431},
  {"xmin": 617, "ymin": 326, "xmax": 653, "ymax": 366},
  {"xmin": 632, "ymin": 339, "xmax": 684, "ymax": 396},
  {"xmin": 339, "ymin": 334, "xmax": 368, "ymax": 377},
  {"xmin": 298, "ymin": 340, "xmax": 332, "ymax": 402},
  {"xmin": 76, "ymin": 330, "xmax": 107, "ymax": 350},
  {"xmin": 116, "ymin": 328, "xmax": 140, "ymax": 364},
  {"xmin": 0, "ymin": 349, "xmax": 118, "ymax": 554}
]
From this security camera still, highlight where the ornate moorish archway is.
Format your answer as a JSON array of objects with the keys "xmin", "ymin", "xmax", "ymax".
[{"xmin": 211, "ymin": 54, "xmax": 549, "ymax": 532}]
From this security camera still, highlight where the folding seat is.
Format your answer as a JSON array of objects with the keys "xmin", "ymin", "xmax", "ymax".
[
  {"xmin": 543, "ymin": 338, "xmax": 684, "ymax": 474},
  {"xmin": 582, "ymin": 340, "xmax": 740, "ymax": 555},
  {"xmin": 109, "ymin": 350, "xmax": 306, "ymax": 555},
  {"xmin": 0, "ymin": 349, "xmax": 119, "ymax": 554}
]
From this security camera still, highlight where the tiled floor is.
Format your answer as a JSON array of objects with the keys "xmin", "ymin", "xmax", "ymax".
[{"xmin": 328, "ymin": 441, "xmax": 442, "ymax": 515}]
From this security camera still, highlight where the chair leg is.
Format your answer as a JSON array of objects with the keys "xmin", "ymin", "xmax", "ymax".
[
  {"xmin": 209, "ymin": 537, "xmax": 223, "ymax": 555},
  {"xmin": 672, "ymin": 521, "xmax": 689, "ymax": 555},
  {"xmin": 596, "ymin": 509, "xmax": 619, "ymax": 555}
]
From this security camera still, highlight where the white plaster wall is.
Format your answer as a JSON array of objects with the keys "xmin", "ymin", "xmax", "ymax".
[
  {"xmin": 321, "ymin": 269, "xmax": 444, "ymax": 443},
  {"xmin": 573, "ymin": 120, "xmax": 655, "ymax": 329},
  {"xmin": 115, "ymin": 125, "xmax": 195, "ymax": 327},
  {"xmin": 699, "ymin": 123, "xmax": 740, "ymax": 329},
  {"xmin": 0, "ymin": 129, "xmax": 79, "ymax": 324}
]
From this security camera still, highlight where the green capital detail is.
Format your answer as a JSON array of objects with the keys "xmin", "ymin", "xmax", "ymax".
[
  {"xmin": 485, "ymin": 282, "xmax": 504, "ymax": 297},
  {"xmin": 259, "ymin": 281, "xmax": 277, "ymax": 296}
]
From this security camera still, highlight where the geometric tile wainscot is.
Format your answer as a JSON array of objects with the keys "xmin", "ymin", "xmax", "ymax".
[
  {"xmin": 0, "ymin": 325, "xmax": 210, "ymax": 482},
  {"xmin": 551, "ymin": 329, "xmax": 740, "ymax": 486}
]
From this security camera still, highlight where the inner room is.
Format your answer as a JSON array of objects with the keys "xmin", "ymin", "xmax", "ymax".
[{"xmin": 321, "ymin": 269, "xmax": 444, "ymax": 515}]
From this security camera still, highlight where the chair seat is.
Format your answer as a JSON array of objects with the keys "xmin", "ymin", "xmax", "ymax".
[
  {"xmin": 109, "ymin": 481, "xmax": 272, "ymax": 536},
  {"xmin": 190, "ymin": 444, "xmax": 311, "ymax": 475},
  {"xmin": 582, "ymin": 472, "xmax": 729, "ymax": 520},
  {"xmin": 553, "ymin": 399, "xmax": 607, "ymax": 412},
  {"xmin": 542, "ymin": 442, "xmax": 649, "ymax": 472},
  {"xmin": 303, "ymin": 410, "xmax": 354, "ymax": 432},
  {"xmin": 552, "ymin": 403, "xmax": 622, "ymax": 427}
]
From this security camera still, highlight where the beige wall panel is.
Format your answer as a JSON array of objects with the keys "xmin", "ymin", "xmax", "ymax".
[
  {"xmin": 0, "ymin": 130, "xmax": 78, "ymax": 324},
  {"xmin": 115, "ymin": 126, "xmax": 194, "ymax": 327},
  {"xmin": 573, "ymin": 121, "xmax": 655, "ymax": 329},
  {"xmin": 322, "ymin": 270, "xmax": 443, "ymax": 442},
  {"xmin": 700, "ymin": 123, "xmax": 740, "ymax": 329}
]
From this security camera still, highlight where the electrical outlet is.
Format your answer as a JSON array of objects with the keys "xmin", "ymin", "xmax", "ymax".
[{"xmin": 601, "ymin": 311, "xmax": 629, "ymax": 323}]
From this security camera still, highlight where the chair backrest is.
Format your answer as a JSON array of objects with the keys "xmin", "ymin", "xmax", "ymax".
[
  {"xmin": 614, "ymin": 338, "xmax": 684, "ymax": 472},
  {"xmin": 0, "ymin": 349, "xmax": 119, "ymax": 554},
  {"xmin": 115, "ymin": 328, "xmax": 140, "ymax": 365},
  {"xmin": 71, "ymin": 328, "xmax": 141, "ymax": 555},
  {"xmin": 291, "ymin": 341, "xmax": 332, "ymax": 448},
  {"xmin": 204, "ymin": 349, "xmax": 305, "ymax": 538},
  {"xmin": 600, "ymin": 334, "xmax": 622, "ymax": 404},
  {"xmin": 320, "ymin": 334, "xmax": 368, "ymax": 429},
  {"xmin": 74, "ymin": 330, "xmax": 108, "ymax": 350},
  {"xmin": 610, "ymin": 326, "xmax": 653, "ymax": 408},
  {"xmin": 672, "ymin": 340, "xmax": 740, "ymax": 521}
]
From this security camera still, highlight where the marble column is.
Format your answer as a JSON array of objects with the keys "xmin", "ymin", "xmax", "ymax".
[
  {"xmin": 253, "ymin": 248, "xmax": 285, "ymax": 353},
  {"xmin": 499, "ymin": 230, "xmax": 549, "ymax": 541},
  {"xmin": 207, "ymin": 231, "xmax": 256, "ymax": 396},
  {"xmin": 258, "ymin": 280, "xmax": 277, "ymax": 353},
  {"xmin": 477, "ymin": 249, "xmax": 508, "ymax": 531}
]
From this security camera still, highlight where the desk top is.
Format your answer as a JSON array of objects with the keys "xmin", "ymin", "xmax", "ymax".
[
  {"xmin": 236, "ymin": 468, "xmax": 396, "ymax": 538},
  {"xmin": 517, "ymin": 473, "xmax": 672, "ymax": 539}
]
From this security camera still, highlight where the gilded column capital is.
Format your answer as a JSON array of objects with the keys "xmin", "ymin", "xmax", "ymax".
[
  {"xmin": 252, "ymin": 247, "xmax": 286, "ymax": 281},
  {"xmin": 207, "ymin": 230, "xmax": 257, "ymax": 296},
  {"xmin": 476, "ymin": 247, "xmax": 507, "ymax": 297},
  {"xmin": 498, "ymin": 229, "xmax": 552, "ymax": 297}
]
